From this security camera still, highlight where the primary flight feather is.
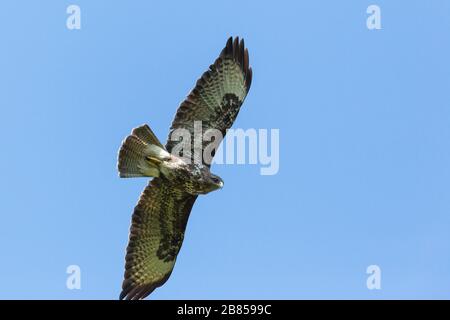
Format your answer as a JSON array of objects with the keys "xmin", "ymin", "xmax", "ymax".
[{"xmin": 117, "ymin": 37, "xmax": 252, "ymax": 300}]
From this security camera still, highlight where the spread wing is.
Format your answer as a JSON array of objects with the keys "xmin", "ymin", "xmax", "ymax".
[
  {"xmin": 119, "ymin": 37, "xmax": 252, "ymax": 300},
  {"xmin": 166, "ymin": 36, "xmax": 252, "ymax": 165},
  {"xmin": 119, "ymin": 178, "xmax": 196, "ymax": 300}
]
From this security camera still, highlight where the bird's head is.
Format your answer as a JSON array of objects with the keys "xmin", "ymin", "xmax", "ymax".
[
  {"xmin": 207, "ymin": 173, "xmax": 224, "ymax": 192},
  {"xmin": 199, "ymin": 167, "xmax": 224, "ymax": 194}
]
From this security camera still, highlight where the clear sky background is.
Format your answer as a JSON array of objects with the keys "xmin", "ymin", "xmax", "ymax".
[{"xmin": 1, "ymin": 1, "xmax": 449, "ymax": 299}]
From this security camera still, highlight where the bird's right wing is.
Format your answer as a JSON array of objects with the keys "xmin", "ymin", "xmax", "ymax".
[
  {"xmin": 119, "ymin": 178, "xmax": 197, "ymax": 300},
  {"xmin": 166, "ymin": 37, "xmax": 252, "ymax": 166}
]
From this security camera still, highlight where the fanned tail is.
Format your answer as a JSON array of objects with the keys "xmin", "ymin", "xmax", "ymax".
[{"xmin": 118, "ymin": 124, "xmax": 170, "ymax": 178}]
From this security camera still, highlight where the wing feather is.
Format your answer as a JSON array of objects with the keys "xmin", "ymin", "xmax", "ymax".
[
  {"xmin": 119, "ymin": 178, "xmax": 197, "ymax": 300},
  {"xmin": 166, "ymin": 37, "xmax": 252, "ymax": 165},
  {"xmin": 119, "ymin": 37, "xmax": 252, "ymax": 299}
]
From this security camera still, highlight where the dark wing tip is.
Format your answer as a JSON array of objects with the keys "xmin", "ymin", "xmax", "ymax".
[
  {"xmin": 119, "ymin": 282, "xmax": 156, "ymax": 300},
  {"xmin": 220, "ymin": 36, "xmax": 252, "ymax": 92},
  {"xmin": 247, "ymin": 67, "xmax": 253, "ymax": 91},
  {"xmin": 119, "ymin": 264, "xmax": 173, "ymax": 300}
]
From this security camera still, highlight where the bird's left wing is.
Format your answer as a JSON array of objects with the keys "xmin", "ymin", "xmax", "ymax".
[
  {"xmin": 166, "ymin": 37, "xmax": 252, "ymax": 166},
  {"xmin": 119, "ymin": 178, "xmax": 197, "ymax": 300}
]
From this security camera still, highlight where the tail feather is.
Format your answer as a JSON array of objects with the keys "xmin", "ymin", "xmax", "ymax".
[
  {"xmin": 131, "ymin": 124, "xmax": 165, "ymax": 149},
  {"xmin": 118, "ymin": 124, "xmax": 169, "ymax": 178}
]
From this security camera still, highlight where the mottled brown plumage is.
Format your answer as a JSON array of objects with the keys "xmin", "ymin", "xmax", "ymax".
[{"xmin": 118, "ymin": 37, "xmax": 252, "ymax": 300}]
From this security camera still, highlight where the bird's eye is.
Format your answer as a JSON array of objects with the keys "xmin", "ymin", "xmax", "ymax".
[{"xmin": 212, "ymin": 177, "xmax": 220, "ymax": 183}]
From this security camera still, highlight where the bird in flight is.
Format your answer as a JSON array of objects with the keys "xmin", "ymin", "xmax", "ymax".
[{"xmin": 117, "ymin": 37, "xmax": 252, "ymax": 300}]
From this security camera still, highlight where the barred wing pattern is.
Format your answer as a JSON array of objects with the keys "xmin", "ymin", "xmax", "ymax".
[
  {"xmin": 166, "ymin": 36, "xmax": 252, "ymax": 165},
  {"xmin": 120, "ymin": 37, "xmax": 252, "ymax": 299},
  {"xmin": 119, "ymin": 179, "xmax": 196, "ymax": 300}
]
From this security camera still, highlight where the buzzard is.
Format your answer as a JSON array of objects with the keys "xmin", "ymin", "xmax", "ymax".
[{"xmin": 117, "ymin": 37, "xmax": 252, "ymax": 300}]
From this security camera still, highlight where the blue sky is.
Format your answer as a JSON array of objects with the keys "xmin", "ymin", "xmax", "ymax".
[{"xmin": 1, "ymin": 1, "xmax": 450, "ymax": 299}]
